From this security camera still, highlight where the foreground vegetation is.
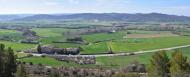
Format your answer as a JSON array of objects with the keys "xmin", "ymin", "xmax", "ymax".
[{"xmin": 2, "ymin": 43, "xmax": 190, "ymax": 77}]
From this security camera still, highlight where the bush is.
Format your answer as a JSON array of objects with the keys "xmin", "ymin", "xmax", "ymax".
[
  {"xmin": 27, "ymin": 54, "xmax": 33, "ymax": 57},
  {"xmin": 41, "ymin": 55, "xmax": 46, "ymax": 58},
  {"xmin": 112, "ymin": 72, "xmax": 140, "ymax": 77}
]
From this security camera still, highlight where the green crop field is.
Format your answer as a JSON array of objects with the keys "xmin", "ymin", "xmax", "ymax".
[
  {"xmin": 82, "ymin": 31, "xmax": 126, "ymax": 42},
  {"xmin": 127, "ymin": 30, "xmax": 172, "ymax": 34},
  {"xmin": 79, "ymin": 36, "xmax": 190, "ymax": 54},
  {"xmin": 1, "ymin": 26, "xmax": 190, "ymax": 69},
  {"xmin": 81, "ymin": 42, "xmax": 109, "ymax": 54},
  {"xmin": 32, "ymin": 28, "xmax": 65, "ymax": 37},
  {"xmin": 0, "ymin": 29, "xmax": 19, "ymax": 34},
  {"xmin": 111, "ymin": 36, "xmax": 190, "ymax": 52},
  {"xmin": 1, "ymin": 28, "xmax": 189, "ymax": 55},
  {"xmin": 1, "ymin": 28, "xmax": 190, "ymax": 55},
  {"xmin": 19, "ymin": 57, "xmax": 76, "ymax": 67},
  {"xmin": 96, "ymin": 46, "xmax": 190, "ymax": 68},
  {"xmin": 0, "ymin": 41, "xmax": 36, "ymax": 51},
  {"xmin": 0, "ymin": 29, "xmax": 24, "ymax": 41}
]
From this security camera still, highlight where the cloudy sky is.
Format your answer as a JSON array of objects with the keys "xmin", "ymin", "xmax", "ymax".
[{"xmin": 0, "ymin": 0, "xmax": 189, "ymax": 16}]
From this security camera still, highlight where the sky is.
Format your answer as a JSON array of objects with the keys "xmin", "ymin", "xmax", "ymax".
[{"xmin": 0, "ymin": 0, "xmax": 190, "ymax": 16}]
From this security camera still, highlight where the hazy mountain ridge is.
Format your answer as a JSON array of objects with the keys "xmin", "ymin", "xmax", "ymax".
[
  {"xmin": 0, "ymin": 15, "xmax": 22, "ymax": 21},
  {"xmin": 1, "ymin": 13, "xmax": 190, "ymax": 22},
  {"xmin": 0, "ymin": 14, "xmax": 33, "ymax": 21}
]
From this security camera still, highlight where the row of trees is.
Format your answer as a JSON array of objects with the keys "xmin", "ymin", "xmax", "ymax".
[{"xmin": 148, "ymin": 50, "xmax": 190, "ymax": 77}]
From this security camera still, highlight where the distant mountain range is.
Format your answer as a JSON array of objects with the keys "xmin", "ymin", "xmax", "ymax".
[
  {"xmin": 0, "ymin": 14, "xmax": 33, "ymax": 21},
  {"xmin": 1, "ymin": 13, "xmax": 190, "ymax": 22}
]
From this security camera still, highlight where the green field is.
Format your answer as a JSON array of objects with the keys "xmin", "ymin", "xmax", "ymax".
[
  {"xmin": 19, "ymin": 57, "xmax": 77, "ymax": 67},
  {"xmin": 19, "ymin": 56, "xmax": 103, "ymax": 68},
  {"xmin": 111, "ymin": 36, "xmax": 190, "ymax": 52},
  {"xmin": 0, "ymin": 29, "xmax": 24, "ymax": 41},
  {"xmin": 1, "ymin": 28, "xmax": 190, "ymax": 53},
  {"xmin": 19, "ymin": 47, "xmax": 190, "ymax": 68},
  {"xmin": 1, "ymin": 27, "xmax": 190, "ymax": 68},
  {"xmin": 82, "ymin": 31, "xmax": 126, "ymax": 42},
  {"xmin": 1, "ymin": 28, "xmax": 190, "ymax": 55},
  {"xmin": 32, "ymin": 28, "xmax": 66, "ymax": 37},
  {"xmin": 0, "ymin": 41, "xmax": 36, "ymax": 51},
  {"xmin": 96, "ymin": 46, "xmax": 190, "ymax": 68},
  {"xmin": 79, "ymin": 36, "xmax": 190, "ymax": 54}
]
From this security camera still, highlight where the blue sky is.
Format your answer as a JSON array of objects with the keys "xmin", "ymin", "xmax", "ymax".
[{"xmin": 0, "ymin": 0, "xmax": 190, "ymax": 16}]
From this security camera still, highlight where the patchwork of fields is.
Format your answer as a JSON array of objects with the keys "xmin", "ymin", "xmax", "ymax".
[
  {"xmin": 32, "ymin": 28, "xmax": 190, "ymax": 54},
  {"xmin": 1, "ymin": 27, "xmax": 190, "ymax": 68},
  {"xmin": 1, "ymin": 28, "xmax": 190, "ymax": 54}
]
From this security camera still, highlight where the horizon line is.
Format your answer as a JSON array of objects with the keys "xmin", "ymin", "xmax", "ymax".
[{"xmin": 0, "ymin": 12, "xmax": 189, "ymax": 17}]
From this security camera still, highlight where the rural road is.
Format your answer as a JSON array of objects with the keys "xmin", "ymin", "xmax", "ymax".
[{"xmin": 30, "ymin": 44, "xmax": 190, "ymax": 57}]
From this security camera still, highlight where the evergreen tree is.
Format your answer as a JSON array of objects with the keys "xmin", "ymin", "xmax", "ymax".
[
  {"xmin": 0, "ymin": 44, "xmax": 17, "ymax": 77},
  {"xmin": 37, "ymin": 44, "xmax": 42, "ymax": 54},
  {"xmin": 16, "ymin": 64, "xmax": 28, "ymax": 77},
  {"xmin": 148, "ymin": 51, "xmax": 170, "ymax": 77},
  {"xmin": 170, "ymin": 50, "xmax": 190, "ymax": 77},
  {"xmin": 0, "ymin": 44, "xmax": 5, "ymax": 77},
  {"xmin": 0, "ymin": 43, "xmax": 5, "ymax": 51},
  {"xmin": 4, "ymin": 47, "xmax": 17, "ymax": 77}
]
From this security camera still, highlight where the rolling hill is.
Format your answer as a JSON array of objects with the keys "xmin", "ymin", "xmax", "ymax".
[
  {"xmin": 2, "ymin": 13, "xmax": 190, "ymax": 22},
  {"xmin": 0, "ymin": 14, "xmax": 33, "ymax": 21}
]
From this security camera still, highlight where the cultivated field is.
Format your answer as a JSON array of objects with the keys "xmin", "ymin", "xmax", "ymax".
[{"xmin": 1, "ymin": 21, "xmax": 190, "ymax": 69}]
